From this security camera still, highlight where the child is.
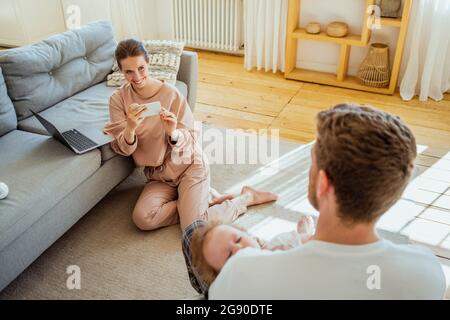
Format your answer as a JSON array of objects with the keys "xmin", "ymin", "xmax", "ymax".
[{"xmin": 190, "ymin": 216, "xmax": 315, "ymax": 288}]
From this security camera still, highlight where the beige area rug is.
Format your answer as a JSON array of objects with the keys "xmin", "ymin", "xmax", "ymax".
[{"xmin": 0, "ymin": 127, "xmax": 310, "ymax": 299}]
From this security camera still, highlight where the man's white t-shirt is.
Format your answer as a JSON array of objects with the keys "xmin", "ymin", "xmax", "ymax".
[{"xmin": 209, "ymin": 239, "xmax": 446, "ymax": 300}]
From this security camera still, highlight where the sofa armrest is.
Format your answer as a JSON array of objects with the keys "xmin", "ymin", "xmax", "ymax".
[{"xmin": 178, "ymin": 51, "xmax": 198, "ymax": 112}]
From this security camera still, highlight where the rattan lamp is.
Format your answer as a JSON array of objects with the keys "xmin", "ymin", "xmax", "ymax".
[{"xmin": 357, "ymin": 43, "xmax": 390, "ymax": 88}]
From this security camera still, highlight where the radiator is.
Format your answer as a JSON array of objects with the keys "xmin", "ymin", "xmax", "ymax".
[{"xmin": 173, "ymin": 0, "xmax": 243, "ymax": 53}]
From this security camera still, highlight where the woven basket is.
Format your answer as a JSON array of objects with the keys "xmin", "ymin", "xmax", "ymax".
[
  {"xmin": 357, "ymin": 43, "xmax": 390, "ymax": 88},
  {"xmin": 306, "ymin": 22, "xmax": 321, "ymax": 34},
  {"xmin": 326, "ymin": 21, "xmax": 348, "ymax": 38}
]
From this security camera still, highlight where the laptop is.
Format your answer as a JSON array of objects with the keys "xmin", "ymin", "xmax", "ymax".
[{"xmin": 30, "ymin": 109, "xmax": 113, "ymax": 155}]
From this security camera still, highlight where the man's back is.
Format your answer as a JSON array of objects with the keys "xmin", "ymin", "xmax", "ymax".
[{"xmin": 209, "ymin": 240, "xmax": 446, "ymax": 300}]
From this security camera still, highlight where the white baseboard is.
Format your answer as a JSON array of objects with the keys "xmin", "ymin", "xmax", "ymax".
[{"xmin": 0, "ymin": 38, "xmax": 24, "ymax": 48}]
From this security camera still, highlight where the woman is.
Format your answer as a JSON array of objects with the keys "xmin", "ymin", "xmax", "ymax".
[{"xmin": 104, "ymin": 39, "xmax": 278, "ymax": 232}]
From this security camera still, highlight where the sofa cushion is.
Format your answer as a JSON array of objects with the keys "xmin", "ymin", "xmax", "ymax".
[
  {"xmin": 18, "ymin": 81, "xmax": 117, "ymax": 161},
  {"xmin": 0, "ymin": 20, "xmax": 117, "ymax": 121},
  {"xmin": 18, "ymin": 80, "xmax": 189, "ymax": 162},
  {"xmin": 0, "ymin": 130, "xmax": 101, "ymax": 252},
  {"xmin": 0, "ymin": 67, "xmax": 16, "ymax": 137}
]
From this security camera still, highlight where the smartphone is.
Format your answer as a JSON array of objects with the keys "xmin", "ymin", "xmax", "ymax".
[
  {"xmin": 143, "ymin": 102, "xmax": 161, "ymax": 117},
  {"xmin": 144, "ymin": 101, "xmax": 161, "ymax": 117},
  {"xmin": 131, "ymin": 102, "xmax": 161, "ymax": 117}
]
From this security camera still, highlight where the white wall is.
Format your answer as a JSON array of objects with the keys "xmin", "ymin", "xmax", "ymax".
[
  {"xmin": 140, "ymin": 0, "xmax": 159, "ymax": 40},
  {"xmin": 154, "ymin": 0, "xmax": 174, "ymax": 40},
  {"xmin": 0, "ymin": 0, "xmax": 173, "ymax": 46},
  {"xmin": 61, "ymin": 0, "xmax": 159, "ymax": 40},
  {"xmin": 61, "ymin": 0, "xmax": 111, "ymax": 25},
  {"xmin": 0, "ymin": 0, "xmax": 27, "ymax": 46},
  {"xmin": 109, "ymin": 0, "xmax": 173, "ymax": 40},
  {"xmin": 297, "ymin": 0, "xmax": 399, "ymax": 76},
  {"xmin": 0, "ymin": 0, "xmax": 66, "ymax": 46},
  {"xmin": 19, "ymin": 0, "xmax": 66, "ymax": 42}
]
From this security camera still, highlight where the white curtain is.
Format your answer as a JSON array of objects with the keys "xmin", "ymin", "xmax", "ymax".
[
  {"xmin": 244, "ymin": 0, "xmax": 288, "ymax": 73},
  {"xmin": 400, "ymin": 0, "xmax": 450, "ymax": 102},
  {"xmin": 109, "ymin": 0, "xmax": 146, "ymax": 40}
]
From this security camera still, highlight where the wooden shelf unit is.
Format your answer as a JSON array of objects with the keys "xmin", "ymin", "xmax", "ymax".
[
  {"xmin": 285, "ymin": 0, "xmax": 412, "ymax": 95},
  {"xmin": 380, "ymin": 17, "xmax": 402, "ymax": 27},
  {"xmin": 292, "ymin": 28, "xmax": 365, "ymax": 46}
]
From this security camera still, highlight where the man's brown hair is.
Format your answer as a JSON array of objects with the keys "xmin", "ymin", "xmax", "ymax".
[
  {"xmin": 115, "ymin": 39, "xmax": 149, "ymax": 70},
  {"xmin": 315, "ymin": 103, "xmax": 417, "ymax": 224}
]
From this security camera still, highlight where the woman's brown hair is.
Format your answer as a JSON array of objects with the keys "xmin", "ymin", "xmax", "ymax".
[{"xmin": 115, "ymin": 39, "xmax": 149, "ymax": 70}]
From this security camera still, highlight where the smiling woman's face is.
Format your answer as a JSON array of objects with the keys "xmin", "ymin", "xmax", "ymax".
[
  {"xmin": 119, "ymin": 55, "xmax": 149, "ymax": 89},
  {"xmin": 202, "ymin": 225, "xmax": 260, "ymax": 272}
]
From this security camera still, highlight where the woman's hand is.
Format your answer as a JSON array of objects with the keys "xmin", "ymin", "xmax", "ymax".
[
  {"xmin": 160, "ymin": 107, "xmax": 178, "ymax": 137},
  {"xmin": 126, "ymin": 103, "xmax": 147, "ymax": 131},
  {"xmin": 124, "ymin": 103, "xmax": 147, "ymax": 144}
]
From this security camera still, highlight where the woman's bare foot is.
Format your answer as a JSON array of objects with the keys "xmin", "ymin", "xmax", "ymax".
[
  {"xmin": 209, "ymin": 194, "xmax": 235, "ymax": 207},
  {"xmin": 241, "ymin": 186, "xmax": 278, "ymax": 207},
  {"xmin": 209, "ymin": 187, "xmax": 235, "ymax": 206}
]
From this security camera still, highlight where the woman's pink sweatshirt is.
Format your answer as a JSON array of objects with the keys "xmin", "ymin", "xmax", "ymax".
[{"xmin": 104, "ymin": 79, "xmax": 202, "ymax": 179}]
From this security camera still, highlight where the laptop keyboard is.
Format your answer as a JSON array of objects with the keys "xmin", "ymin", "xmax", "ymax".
[{"xmin": 62, "ymin": 129, "xmax": 97, "ymax": 152}]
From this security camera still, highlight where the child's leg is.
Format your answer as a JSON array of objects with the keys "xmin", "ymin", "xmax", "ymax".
[
  {"xmin": 297, "ymin": 215, "xmax": 316, "ymax": 242},
  {"xmin": 176, "ymin": 163, "xmax": 278, "ymax": 230},
  {"xmin": 176, "ymin": 170, "xmax": 246, "ymax": 230}
]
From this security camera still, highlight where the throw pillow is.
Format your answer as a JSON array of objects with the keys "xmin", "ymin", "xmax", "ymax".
[{"xmin": 107, "ymin": 40, "xmax": 185, "ymax": 87}]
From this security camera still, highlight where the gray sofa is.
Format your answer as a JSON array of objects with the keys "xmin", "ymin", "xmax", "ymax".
[{"xmin": 0, "ymin": 21, "xmax": 198, "ymax": 291}]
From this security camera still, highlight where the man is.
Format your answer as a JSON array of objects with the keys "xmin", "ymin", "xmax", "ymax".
[{"xmin": 208, "ymin": 104, "xmax": 446, "ymax": 299}]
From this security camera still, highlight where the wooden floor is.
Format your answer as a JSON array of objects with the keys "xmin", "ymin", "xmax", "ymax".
[{"xmin": 192, "ymin": 50, "xmax": 450, "ymax": 169}]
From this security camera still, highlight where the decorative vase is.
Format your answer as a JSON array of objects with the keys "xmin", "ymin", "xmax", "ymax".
[
  {"xmin": 357, "ymin": 43, "xmax": 390, "ymax": 88},
  {"xmin": 306, "ymin": 22, "xmax": 321, "ymax": 34},
  {"xmin": 326, "ymin": 21, "xmax": 348, "ymax": 38},
  {"xmin": 379, "ymin": 0, "xmax": 402, "ymax": 18}
]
